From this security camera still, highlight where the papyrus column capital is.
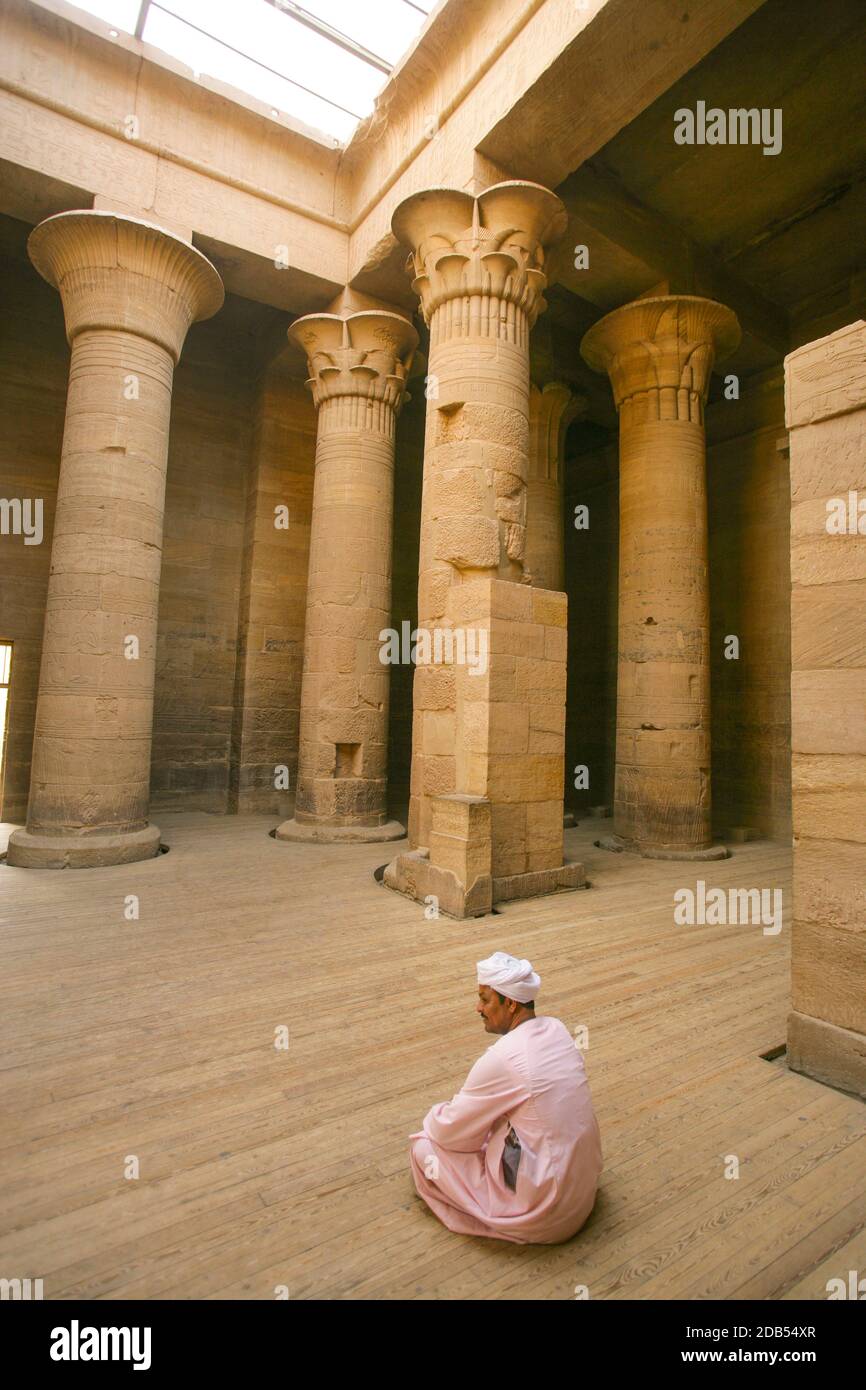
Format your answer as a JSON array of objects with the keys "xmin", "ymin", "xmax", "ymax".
[
  {"xmin": 288, "ymin": 310, "xmax": 418, "ymax": 417},
  {"xmin": 581, "ymin": 295, "xmax": 740, "ymax": 419},
  {"xmin": 391, "ymin": 181, "xmax": 567, "ymax": 333},
  {"xmin": 27, "ymin": 210, "xmax": 224, "ymax": 362}
]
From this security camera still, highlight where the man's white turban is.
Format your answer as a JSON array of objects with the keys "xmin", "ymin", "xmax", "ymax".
[{"xmin": 476, "ymin": 951, "xmax": 541, "ymax": 1004}]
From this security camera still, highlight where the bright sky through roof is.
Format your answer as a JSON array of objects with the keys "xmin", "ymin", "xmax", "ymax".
[{"xmin": 74, "ymin": 0, "xmax": 433, "ymax": 143}]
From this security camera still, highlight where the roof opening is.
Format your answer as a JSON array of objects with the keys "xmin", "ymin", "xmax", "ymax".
[{"xmin": 73, "ymin": 0, "xmax": 434, "ymax": 143}]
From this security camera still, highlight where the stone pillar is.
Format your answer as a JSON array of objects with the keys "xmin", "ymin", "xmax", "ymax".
[
  {"xmin": 526, "ymin": 382, "xmax": 583, "ymax": 592},
  {"xmin": 275, "ymin": 311, "xmax": 417, "ymax": 843},
  {"xmin": 228, "ymin": 355, "xmax": 316, "ymax": 816},
  {"xmin": 391, "ymin": 181, "xmax": 568, "ymax": 848},
  {"xmin": 384, "ymin": 577, "xmax": 585, "ymax": 917},
  {"xmin": 7, "ymin": 211, "xmax": 223, "ymax": 869},
  {"xmin": 581, "ymin": 295, "xmax": 740, "ymax": 859},
  {"xmin": 384, "ymin": 182, "xmax": 585, "ymax": 917},
  {"xmin": 785, "ymin": 319, "xmax": 866, "ymax": 1099}
]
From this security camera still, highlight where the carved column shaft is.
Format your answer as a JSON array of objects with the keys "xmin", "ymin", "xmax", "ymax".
[
  {"xmin": 30, "ymin": 328, "xmax": 172, "ymax": 837},
  {"xmin": 7, "ymin": 212, "xmax": 223, "ymax": 868},
  {"xmin": 276, "ymin": 311, "xmax": 416, "ymax": 842},
  {"xmin": 392, "ymin": 182, "xmax": 567, "ymax": 848},
  {"xmin": 581, "ymin": 295, "xmax": 740, "ymax": 858}
]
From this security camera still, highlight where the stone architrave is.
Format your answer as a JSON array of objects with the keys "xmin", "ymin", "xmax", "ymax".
[
  {"xmin": 581, "ymin": 295, "xmax": 740, "ymax": 859},
  {"xmin": 390, "ymin": 181, "xmax": 568, "ymax": 849},
  {"xmin": 275, "ymin": 311, "xmax": 417, "ymax": 843},
  {"xmin": 526, "ymin": 381, "xmax": 583, "ymax": 592},
  {"xmin": 784, "ymin": 319, "xmax": 866, "ymax": 1099},
  {"xmin": 7, "ymin": 211, "xmax": 223, "ymax": 869}
]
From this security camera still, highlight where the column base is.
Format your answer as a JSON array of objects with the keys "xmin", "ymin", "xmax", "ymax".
[
  {"xmin": 382, "ymin": 848, "xmax": 586, "ymax": 919},
  {"xmin": 787, "ymin": 1010, "xmax": 866, "ymax": 1100},
  {"xmin": 384, "ymin": 848, "xmax": 491, "ymax": 918},
  {"xmin": 6, "ymin": 823, "xmax": 162, "ymax": 869},
  {"xmin": 595, "ymin": 833, "xmax": 728, "ymax": 861},
  {"xmin": 494, "ymin": 861, "xmax": 586, "ymax": 903},
  {"xmin": 274, "ymin": 817, "xmax": 406, "ymax": 845}
]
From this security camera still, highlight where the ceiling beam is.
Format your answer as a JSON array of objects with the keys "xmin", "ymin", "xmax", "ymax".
[
  {"xmin": 478, "ymin": 0, "xmax": 769, "ymax": 192},
  {"xmin": 551, "ymin": 162, "xmax": 790, "ymax": 361}
]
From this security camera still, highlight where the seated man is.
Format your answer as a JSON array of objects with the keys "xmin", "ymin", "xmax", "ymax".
[{"xmin": 409, "ymin": 950, "xmax": 602, "ymax": 1244}]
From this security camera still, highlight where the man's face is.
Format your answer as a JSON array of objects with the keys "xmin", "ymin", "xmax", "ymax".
[{"xmin": 477, "ymin": 985, "xmax": 514, "ymax": 1034}]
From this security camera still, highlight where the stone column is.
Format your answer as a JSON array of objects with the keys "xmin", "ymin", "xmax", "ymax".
[
  {"xmin": 391, "ymin": 181, "xmax": 567, "ymax": 848},
  {"xmin": 275, "ymin": 311, "xmax": 417, "ymax": 843},
  {"xmin": 526, "ymin": 381, "xmax": 583, "ymax": 592},
  {"xmin": 7, "ymin": 211, "xmax": 223, "ymax": 869},
  {"xmin": 581, "ymin": 295, "xmax": 740, "ymax": 859}
]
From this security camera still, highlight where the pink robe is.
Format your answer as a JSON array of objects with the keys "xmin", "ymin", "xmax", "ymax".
[{"xmin": 409, "ymin": 1014, "xmax": 602, "ymax": 1244}]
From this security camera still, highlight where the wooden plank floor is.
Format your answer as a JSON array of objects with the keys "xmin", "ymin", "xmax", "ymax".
[{"xmin": 1, "ymin": 813, "xmax": 864, "ymax": 1300}]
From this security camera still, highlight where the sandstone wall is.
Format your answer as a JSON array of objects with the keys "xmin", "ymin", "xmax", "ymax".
[
  {"xmin": 229, "ymin": 355, "xmax": 315, "ymax": 815},
  {"xmin": 707, "ymin": 371, "xmax": 792, "ymax": 841},
  {"xmin": 148, "ymin": 302, "xmax": 256, "ymax": 813},
  {"xmin": 785, "ymin": 320, "xmax": 866, "ymax": 1097},
  {"xmin": 0, "ymin": 215, "xmax": 65, "ymax": 823}
]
